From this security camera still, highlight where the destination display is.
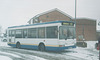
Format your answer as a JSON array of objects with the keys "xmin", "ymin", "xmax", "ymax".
[{"xmin": 62, "ymin": 22, "xmax": 74, "ymax": 26}]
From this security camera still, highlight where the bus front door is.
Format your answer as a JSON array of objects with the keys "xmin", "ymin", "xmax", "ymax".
[{"xmin": 11, "ymin": 37, "xmax": 15, "ymax": 43}]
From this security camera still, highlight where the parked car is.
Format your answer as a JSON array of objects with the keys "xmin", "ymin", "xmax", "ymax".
[{"xmin": 1, "ymin": 33, "xmax": 7, "ymax": 42}]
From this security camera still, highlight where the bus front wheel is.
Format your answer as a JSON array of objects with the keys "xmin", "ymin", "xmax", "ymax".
[
  {"xmin": 38, "ymin": 44, "xmax": 45, "ymax": 51},
  {"xmin": 16, "ymin": 42, "xmax": 21, "ymax": 49}
]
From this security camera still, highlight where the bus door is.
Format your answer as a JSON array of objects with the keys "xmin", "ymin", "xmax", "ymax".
[
  {"xmin": 9, "ymin": 30, "xmax": 15, "ymax": 43},
  {"xmin": 11, "ymin": 37, "xmax": 15, "ymax": 43}
]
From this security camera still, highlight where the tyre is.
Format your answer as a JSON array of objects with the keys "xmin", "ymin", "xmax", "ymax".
[
  {"xmin": 16, "ymin": 42, "xmax": 21, "ymax": 49},
  {"xmin": 39, "ymin": 44, "xmax": 45, "ymax": 51},
  {"xmin": 95, "ymin": 43, "xmax": 98, "ymax": 49}
]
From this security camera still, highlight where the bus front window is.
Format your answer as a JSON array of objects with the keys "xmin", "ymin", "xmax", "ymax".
[{"xmin": 59, "ymin": 26, "xmax": 75, "ymax": 39}]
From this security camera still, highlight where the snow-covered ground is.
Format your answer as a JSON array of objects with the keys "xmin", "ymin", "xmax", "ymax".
[
  {"xmin": 66, "ymin": 47, "xmax": 99, "ymax": 60},
  {"xmin": 0, "ymin": 38, "xmax": 99, "ymax": 60},
  {"xmin": 86, "ymin": 41, "xmax": 98, "ymax": 49},
  {"xmin": 0, "ymin": 55, "xmax": 12, "ymax": 60},
  {"xmin": 0, "ymin": 41, "xmax": 9, "ymax": 47},
  {"xmin": 0, "ymin": 39, "xmax": 12, "ymax": 60},
  {"xmin": 0, "ymin": 39, "xmax": 47, "ymax": 60},
  {"xmin": 66, "ymin": 41, "xmax": 99, "ymax": 60}
]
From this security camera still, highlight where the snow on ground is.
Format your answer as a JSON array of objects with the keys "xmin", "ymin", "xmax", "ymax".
[
  {"xmin": 65, "ymin": 47, "xmax": 99, "ymax": 60},
  {"xmin": 65, "ymin": 41, "xmax": 99, "ymax": 60},
  {"xmin": 0, "ymin": 38, "xmax": 12, "ymax": 60},
  {"xmin": 0, "ymin": 51, "xmax": 21, "ymax": 58},
  {"xmin": 86, "ymin": 41, "xmax": 98, "ymax": 49},
  {"xmin": 0, "ymin": 38, "xmax": 47, "ymax": 60},
  {"xmin": 0, "ymin": 55, "xmax": 12, "ymax": 60}
]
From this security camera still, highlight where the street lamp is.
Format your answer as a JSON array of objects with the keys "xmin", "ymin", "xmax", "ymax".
[
  {"xmin": 75, "ymin": 0, "xmax": 77, "ymax": 39},
  {"xmin": 75, "ymin": 0, "xmax": 77, "ymax": 21}
]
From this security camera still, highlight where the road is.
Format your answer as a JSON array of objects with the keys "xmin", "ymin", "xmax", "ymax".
[{"xmin": 0, "ymin": 46, "xmax": 98, "ymax": 60}]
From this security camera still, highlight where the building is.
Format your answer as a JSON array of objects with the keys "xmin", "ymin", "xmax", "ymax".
[
  {"xmin": 74, "ymin": 18, "xmax": 97, "ymax": 41},
  {"xmin": 28, "ymin": 8, "xmax": 97, "ymax": 41},
  {"xmin": 28, "ymin": 8, "xmax": 72, "ymax": 24}
]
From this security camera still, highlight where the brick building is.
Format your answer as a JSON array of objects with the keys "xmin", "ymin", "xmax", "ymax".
[
  {"xmin": 74, "ymin": 18, "xmax": 97, "ymax": 41},
  {"xmin": 28, "ymin": 8, "xmax": 72, "ymax": 24},
  {"xmin": 28, "ymin": 8, "xmax": 97, "ymax": 41}
]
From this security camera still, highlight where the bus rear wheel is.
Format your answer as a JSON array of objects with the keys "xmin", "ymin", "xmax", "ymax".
[
  {"xmin": 16, "ymin": 42, "xmax": 21, "ymax": 49},
  {"xmin": 39, "ymin": 44, "xmax": 45, "ymax": 51}
]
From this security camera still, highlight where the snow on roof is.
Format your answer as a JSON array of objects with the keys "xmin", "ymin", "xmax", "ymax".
[
  {"xmin": 72, "ymin": 18, "xmax": 96, "ymax": 21},
  {"xmin": 30, "ymin": 8, "xmax": 73, "ymax": 20}
]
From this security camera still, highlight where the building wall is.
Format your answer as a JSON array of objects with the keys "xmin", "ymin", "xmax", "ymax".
[
  {"xmin": 38, "ymin": 10, "xmax": 71, "ymax": 22},
  {"xmin": 76, "ymin": 19, "xmax": 97, "ymax": 41}
]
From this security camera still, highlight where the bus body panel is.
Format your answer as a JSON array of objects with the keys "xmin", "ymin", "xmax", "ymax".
[
  {"xmin": 59, "ymin": 39, "xmax": 76, "ymax": 46},
  {"xmin": 7, "ymin": 21, "xmax": 76, "ymax": 51}
]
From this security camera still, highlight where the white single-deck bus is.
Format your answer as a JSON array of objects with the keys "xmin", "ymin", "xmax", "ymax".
[{"xmin": 7, "ymin": 21, "xmax": 76, "ymax": 51}]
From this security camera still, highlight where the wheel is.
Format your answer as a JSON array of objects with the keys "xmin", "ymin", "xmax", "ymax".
[
  {"xmin": 39, "ymin": 44, "xmax": 45, "ymax": 51},
  {"xmin": 16, "ymin": 42, "xmax": 21, "ymax": 49},
  {"xmin": 95, "ymin": 43, "xmax": 98, "ymax": 49}
]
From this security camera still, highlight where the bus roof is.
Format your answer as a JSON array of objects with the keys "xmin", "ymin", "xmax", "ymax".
[{"xmin": 8, "ymin": 21, "xmax": 75, "ymax": 28}]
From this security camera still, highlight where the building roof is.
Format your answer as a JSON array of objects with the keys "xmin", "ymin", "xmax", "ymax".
[
  {"xmin": 72, "ymin": 18, "xmax": 96, "ymax": 21},
  {"xmin": 28, "ymin": 8, "xmax": 73, "ymax": 23},
  {"xmin": 71, "ymin": 18, "xmax": 96, "ymax": 25},
  {"xmin": 35, "ymin": 8, "xmax": 72, "ymax": 18}
]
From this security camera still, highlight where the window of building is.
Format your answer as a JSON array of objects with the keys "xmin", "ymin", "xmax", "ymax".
[
  {"xmin": 46, "ymin": 15, "xmax": 49, "ymax": 18},
  {"xmin": 46, "ymin": 26, "xmax": 58, "ymax": 38},
  {"xmin": 38, "ymin": 27, "xmax": 45, "ymax": 38}
]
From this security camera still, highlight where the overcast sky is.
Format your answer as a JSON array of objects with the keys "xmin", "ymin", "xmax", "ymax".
[{"xmin": 0, "ymin": 0, "xmax": 100, "ymax": 32}]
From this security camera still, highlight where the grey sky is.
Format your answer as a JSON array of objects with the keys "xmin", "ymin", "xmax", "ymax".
[{"xmin": 0, "ymin": 0, "xmax": 100, "ymax": 32}]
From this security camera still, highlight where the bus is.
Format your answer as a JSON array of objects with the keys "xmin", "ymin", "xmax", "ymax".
[{"xmin": 7, "ymin": 21, "xmax": 76, "ymax": 51}]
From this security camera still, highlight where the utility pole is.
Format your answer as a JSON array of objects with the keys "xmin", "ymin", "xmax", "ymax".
[{"xmin": 75, "ymin": 0, "xmax": 77, "ymax": 39}]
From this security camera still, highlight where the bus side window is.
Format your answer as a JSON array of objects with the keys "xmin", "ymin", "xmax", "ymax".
[
  {"xmin": 15, "ymin": 30, "xmax": 22, "ymax": 38},
  {"xmin": 9, "ymin": 30, "xmax": 11, "ymax": 37},
  {"xmin": 46, "ymin": 26, "xmax": 58, "ymax": 38},
  {"xmin": 11, "ymin": 30, "xmax": 15, "ymax": 37},
  {"xmin": 9, "ymin": 30, "xmax": 15, "ymax": 37},
  {"xmin": 28, "ymin": 28, "xmax": 37, "ymax": 38},
  {"xmin": 38, "ymin": 27, "xmax": 45, "ymax": 38},
  {"xmin": 23, "ymin": 29, "xmax": 27, "ymax": 38}
]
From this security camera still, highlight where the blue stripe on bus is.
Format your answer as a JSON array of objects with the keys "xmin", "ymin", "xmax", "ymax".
[
  {"xmin": 8, "ymin": 43, "xmax": 76, "ymax": 51},
  {"xmin": 46, "ymin": 45, "xmax": 76, "ymax": 51},
  {"xmin": 8, "ymin": 21, "xmax": 75, "ymax": 28}
]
